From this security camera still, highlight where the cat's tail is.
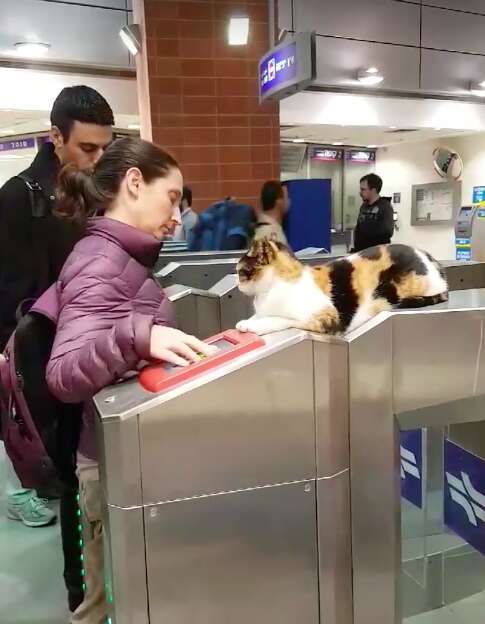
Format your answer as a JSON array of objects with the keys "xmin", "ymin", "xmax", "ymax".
[{"xmin": 397, "ymin": 291, "xmax": 448, "ymax": 309}]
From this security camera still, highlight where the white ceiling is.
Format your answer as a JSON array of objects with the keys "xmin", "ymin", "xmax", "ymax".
[
  {"xmin": 280, "ymin": 124, "xmax": 479, "ymax": 148},
  {"xmin": 0, "ymin": 0, "xmax": 132, "ymax": 69},
  {"xmin": 0, "ymin": 109, "xmax": 139, "ymax": 138}
]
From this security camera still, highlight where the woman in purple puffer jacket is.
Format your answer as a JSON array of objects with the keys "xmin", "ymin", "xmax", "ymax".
[{"xmin": 47, "ymin": 137, "xmax": 216, "ymax": 624}]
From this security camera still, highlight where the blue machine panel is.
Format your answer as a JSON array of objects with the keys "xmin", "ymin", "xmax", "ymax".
[{"xmin": 283, "ymin": 179, "xmax": 331, "ymax": 253}]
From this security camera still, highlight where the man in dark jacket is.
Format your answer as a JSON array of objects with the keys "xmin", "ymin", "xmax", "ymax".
[
  {"xmin": 0, "ymin": 85, "xmax": 114, "ymax": 612},
  {"xmin": 353, "ymin": 173, "xmax": 394, "ymax": 252}
]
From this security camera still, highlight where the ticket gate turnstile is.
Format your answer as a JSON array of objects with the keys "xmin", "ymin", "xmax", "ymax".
[
  {"xmin": 96, "ymin": 329, "xmax": 351, "ymax": 624},
  {"xmin": 95, "ymin": 289, "xmax": 485, "ymax": 624},
  {"xmin": 165, "ymin": 274, "xmax": 252, "ymax": 339},
  {"xmin": 166, "ymin": 261, "xmax": 485, "ymax": 340},
  {"xmin": 156, "ymin": 252, "xmax": 344, "ymax": 290}
]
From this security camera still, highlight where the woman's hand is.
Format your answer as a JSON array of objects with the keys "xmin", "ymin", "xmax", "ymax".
[{"xmin": 149, "ymin": 326, "xmax": 218, "ymax": 367}]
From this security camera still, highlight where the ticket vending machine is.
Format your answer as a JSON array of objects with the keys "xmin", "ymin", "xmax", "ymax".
[
  {"xmin": 94, "ymin": 329, "xmax": 352, "ymax": 624},
  {"xmin": 455, "ymin": 205, "xmax": 485, "ymax": 261}
]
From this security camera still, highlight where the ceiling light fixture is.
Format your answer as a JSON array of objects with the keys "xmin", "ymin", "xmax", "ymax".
[
  {"xmin": 367, "ymin": 144, "xmax": 378, "ymax": 149},
  {"xmin": 292, "ymin": 138, "xmax": 305, "ymax": 143},
  {"xmin": 228, "ymin": 16, "xmax": 249, "ymax": 45},
  {"xmin": 128, "ymin": 123, "xmax": 141, "ymax": 130},
  {"xmin": 357, "ymin": 67, "xmax": 384, "ymax": 86},
  {"xmin": 332, "ymin": 141, "xmax": 344, "ymax": 146},
  {"xmin": 120, "ymin": 24, "xmax": 142, "ymax": 56},
  {"xmin": 0, "ymin": 128, "xmax": 14, "ymax": 135},
  {"xmin": 14, "ymin": 41, "xmax": 50, "ymax": 58}
]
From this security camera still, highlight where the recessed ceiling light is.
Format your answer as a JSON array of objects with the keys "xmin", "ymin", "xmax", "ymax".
[
  {"xmin": 228, "ymin": 16, "xmax": 249, "ymax": 45},
  {"xmin": 292, "ymin": 138, "xmax": 305, "ymax": 143},
  {"xmin": 14, "ymin": 41, "xmax": 50, "ymax": 57},
  {"xmin": 128, "ymin": 123, "xmax": 141, "ymax": 130},
  {"xmin": 0, "ymin": 128, "xmax": 14, "ymax": 135},
  {"xmin": 332, "ymin": 141, "xmax": 344, "ymax": 146},
  {"xmin": 357, "ymin": 68, "xmax": 384, "ymax": 85},
  {"xmin": 120, "ymin": 24, "xmax": 141, "ymax": 56}
]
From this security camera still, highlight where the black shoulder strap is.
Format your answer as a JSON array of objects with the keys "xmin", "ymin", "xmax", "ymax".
[
  {"xmin": 16, "ymin": 173, "xmax": 50, "ymax": 218},
  {"xmin": 15, "ymin": 173, "xmax": 52, "ymax": 300}
]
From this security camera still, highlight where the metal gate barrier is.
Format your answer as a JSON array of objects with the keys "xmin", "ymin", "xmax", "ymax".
[
  {"xmin": 166, "ymin": 261, "xmax": 485, "ymax": 339},
  {"xmin": 94, "ymin": 288, "xmax": 485, "ymax": 624}
]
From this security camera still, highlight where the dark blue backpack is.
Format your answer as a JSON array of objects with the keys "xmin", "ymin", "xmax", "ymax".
[{"xmin": 188, "ymin": 199, "xmax": 254, "ymax": 251}]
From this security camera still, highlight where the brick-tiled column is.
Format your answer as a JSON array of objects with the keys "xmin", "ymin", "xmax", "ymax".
[{"xmin": 134, "ymin": 0, "xmax": 280, "ymax": 212}]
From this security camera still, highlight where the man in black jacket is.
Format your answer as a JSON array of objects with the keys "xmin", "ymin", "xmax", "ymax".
[
  {"xmin": 0, "ymin": 85, "xmax": 114, "ymax": 612},
  {"xmin": 353, "ymin": 173, "xmax": 394, "ymax": 252}
]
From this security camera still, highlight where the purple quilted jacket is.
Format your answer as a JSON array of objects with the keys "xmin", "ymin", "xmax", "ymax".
[{"xmin": 46, "ymin": 216, "xmax": 174, "ymax": 460}]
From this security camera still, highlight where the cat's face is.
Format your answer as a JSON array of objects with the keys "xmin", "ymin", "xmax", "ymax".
[{"xmin": 237, "ymin": 238, "xmax": 298, "ymax": 296}]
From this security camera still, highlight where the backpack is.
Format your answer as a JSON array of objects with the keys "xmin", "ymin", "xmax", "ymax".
[
  {"xmin": 188, "ymin": 199, "xmax": 254, "ymax": 251},
  {"xmin": 0, "ymin": 285, "xmax": 82, "ymax": 490}
]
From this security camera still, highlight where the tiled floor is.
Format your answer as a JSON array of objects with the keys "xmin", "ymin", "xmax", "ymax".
[
  {"xmin": 0, "ymin": 445, "xmax": 69, "ymax": 624},
  {"xmin": 405, "ymin": 592, "xmax": 485, "ymax": 623}
]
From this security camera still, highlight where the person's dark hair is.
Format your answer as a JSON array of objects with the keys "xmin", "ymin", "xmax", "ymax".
[
  {"xmin": 261, "ymin": 180, "xmax": 285, "ymax": 212},
  {"xmin": 182, "ymin": 185, "xmax": 192, "ymax": 207},
  {"xmin": 50, "ymin": 85, "xmax": 114, "ymax": 140},
  {"xmin": 360, "ymin": 173, "xmax": 383, "ymax": 194},
  {"xmin": 56, "ymin": 137, "xmax": 179, "ymax": 225}
]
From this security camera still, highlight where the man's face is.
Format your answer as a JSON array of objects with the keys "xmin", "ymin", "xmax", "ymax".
[
  {"xmin": 359, "ymin": 180, "xmax": 373, "ymax": 203},
  {"xmin": 52, "ymin": 120, "xmax": 113, "ymax": 170}
]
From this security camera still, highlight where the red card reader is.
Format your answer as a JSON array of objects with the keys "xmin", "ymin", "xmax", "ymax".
[{"xmin": 138, "ymin": 329, "xmax": 265, "ymax": 394}]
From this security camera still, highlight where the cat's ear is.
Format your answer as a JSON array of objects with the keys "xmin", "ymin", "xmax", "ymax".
[
  {"xmin": 267, "ymin": 238, "xmax": 281, "ymax": 258},
  {"xmin": 247, "ymin": 238, "xmax": 261, "ymax": 257}
]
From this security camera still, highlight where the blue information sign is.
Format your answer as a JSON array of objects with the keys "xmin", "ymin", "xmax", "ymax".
[
  {"xmin": 473, "ymin": 186, "xmax": 485, "ymax": 204},
  {"xmin": 400, "ymin": 429, "xmax": 423, "ymax": 508},
  {"xmin": 444, "ymin": 440, "xmax": 485, "ymax": 556},
  {"xmin": 260, "ymin": 42, "xmax": 297, "ymax": 97},
  {"xmin": 259, "ymin": 32, "xmax": 315, "ymax": 102}
]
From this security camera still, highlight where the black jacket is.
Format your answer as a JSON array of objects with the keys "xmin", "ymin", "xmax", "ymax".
[
  {"xmin": 353, "ymin": 196, "xmax": 394, "ymax": 252},
  {"xmin": 0, "ymin": 143, "xmax": 80, "ymax": 349}
]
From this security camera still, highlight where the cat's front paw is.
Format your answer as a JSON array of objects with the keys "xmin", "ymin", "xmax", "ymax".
[{"xmin": 236, "ymin": 319, "xmax": 252, "ymax": 333}]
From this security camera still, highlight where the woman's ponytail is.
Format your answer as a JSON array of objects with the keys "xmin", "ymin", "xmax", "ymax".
[
  {"xmin": 55, "ymin": 137, "xmax": 179, "ymax": 226},
  {"xmin": 55, "ymin": 165, "xmax": 103, "ymax": 225}
]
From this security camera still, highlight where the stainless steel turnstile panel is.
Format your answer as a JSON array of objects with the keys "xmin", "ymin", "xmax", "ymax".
[
  {"xmin": 347, "ymin": 291, "xmax": 485, "ymax": 624},
  {"xmin": 317, "ymin": 472, "xmax": 353, "ymax": 624},
  {"xmin": 138, "ymin": 341, "xmax": 315, "ymax": 505},
  {"xmin": 314, "ymin": 340, "xmax": 349, "ymax": 477},
  {"xmin": 443, "ymin": 260, "xmax": 485, "ymax": 290},
  {"xmin": 104, "ymin": 505, "xmax": 148, "ymax": 624},
  {"xmin": 144, "ymin": 481, "xmax": 319, "ymax": 624},
  {"xmin": 392, "ymin": 310, "xmax": 484, "ymax": 415}
]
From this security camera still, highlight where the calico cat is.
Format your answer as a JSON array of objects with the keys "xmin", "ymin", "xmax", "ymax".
[{"xmin": 235, "ymin": 238, "xmax": 448, "ymax": 336}]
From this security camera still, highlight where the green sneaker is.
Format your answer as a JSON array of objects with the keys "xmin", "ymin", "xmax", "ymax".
[{"xmin": 7, "ymin": 492, "xmax": 57, "ymax": 527}]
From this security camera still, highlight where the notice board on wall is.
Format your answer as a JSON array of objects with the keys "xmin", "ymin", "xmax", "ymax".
[{"xmin": 411, "ymin": 180, "xmax": 462, "ymax": 226}]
